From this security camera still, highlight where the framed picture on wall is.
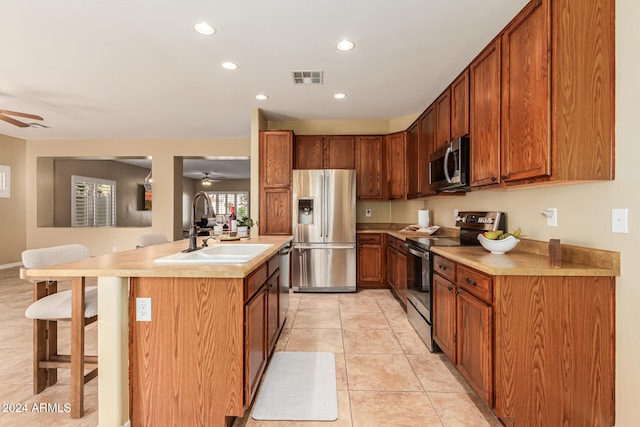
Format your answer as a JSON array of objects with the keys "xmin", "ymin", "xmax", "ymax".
[{"xmin": 0, "ymin": 165, "xmax": 10, "ymax": 198}]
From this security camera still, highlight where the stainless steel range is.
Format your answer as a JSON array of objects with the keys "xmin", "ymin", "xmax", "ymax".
[{"xmin": 405, "ymin": 211, "xmax": 505, "ymax": 351}]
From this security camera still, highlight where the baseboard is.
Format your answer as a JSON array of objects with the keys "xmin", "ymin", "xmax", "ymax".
[{"xmin": 0, "ymin": 262, "xmax": 22, "ymax": 270}]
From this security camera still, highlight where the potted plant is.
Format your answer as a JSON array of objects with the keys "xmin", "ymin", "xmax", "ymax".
[{"xmin": 237, "ymin": 216, "xmax": 254, "ymax": 237}]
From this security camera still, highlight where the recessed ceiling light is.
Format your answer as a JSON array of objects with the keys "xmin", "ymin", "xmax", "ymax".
[
  {"xmin": 334, "ymin": 93, "xmax": 347, "ymax": 99},
  {"xmin": 194, "ymin": 22, "xmax": 215, "ymax": 36},
  {"xmin": 221, "ymin": 61, "xmax": 238, "ymax": 70},
  {"xmin": 256, "ymin": 94, "xmax": 269, "ymax": 100},
  {"xmin": 336, "ymin": 40, "xmax": 355, "ymax": 51}
]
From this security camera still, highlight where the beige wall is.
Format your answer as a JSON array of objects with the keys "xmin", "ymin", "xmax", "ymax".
[
  {"xmin": 0, "ymin": 134, "xmax": 27, "ymax": 266},
  {"xmin": 24, "ymin": 138, "xmax": 250, "ymax": 255}
]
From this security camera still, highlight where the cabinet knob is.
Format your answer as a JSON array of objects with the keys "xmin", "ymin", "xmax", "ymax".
[
  {"xmin": 491, "ymin": 176, "xmax": 497, "ymax": 182},
  {"xmin": 439, "ymin": 265, "xmax": 447, "ymax": 271},
  {"xmin": 465, "ymin": 278, "xmax": 477, "ymax": 286},
  {"xmin": 447, "ymin": 286, "xmax": 453, "ymax": 291},
  {"xmin": 501, "ymin": 175, "xmax": 508, "ymax": 180}
]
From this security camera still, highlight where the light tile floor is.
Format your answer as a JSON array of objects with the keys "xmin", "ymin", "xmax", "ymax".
[
  {"xmin": 1, "ymin": 267, "xmax": 501, "ymax": 427},
  {"xmin": 235, "ymin": 290, "xmax": 502, "ymax": 427}
]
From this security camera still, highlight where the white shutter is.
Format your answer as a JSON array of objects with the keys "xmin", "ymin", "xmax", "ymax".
[{"xmin": 72, "ymin": 175, "xmax": 116, "ymax": 227}]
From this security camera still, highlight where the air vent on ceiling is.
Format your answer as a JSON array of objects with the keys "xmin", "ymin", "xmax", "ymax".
[{"xmin": 292, "ymin": 70, "xmax": 323, "ymax": 85}]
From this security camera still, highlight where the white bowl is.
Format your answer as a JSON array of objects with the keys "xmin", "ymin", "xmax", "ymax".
[{"xmin": 477, "ymin": 234, "xmax": 520, "ymax": 254}]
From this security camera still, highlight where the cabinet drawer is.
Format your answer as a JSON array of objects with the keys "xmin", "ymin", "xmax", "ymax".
[
  {"xmin": 267, "ymin": 254, "xmax": 280, "ymax": 278},
  {"xmin": 397, "ymin": 240, "xmax": 407, "ymax": 255},
  {"xmin": 456, "ymin": 264, "xmax": 492, "ymax": 303},
  {"xmin": 433, "ymin": 255, "xmax": 456, "ymax": 282},
  {"xmin": 387, "ymin": 236, "xmax": 397, "ymax": 250},
  {"xmin": 245, "ymin": 263, "xmax": 268, "ymax": 302},
  {"xmin": 358, "ymin": 233, "xmax": 382, "ymax": 244}
]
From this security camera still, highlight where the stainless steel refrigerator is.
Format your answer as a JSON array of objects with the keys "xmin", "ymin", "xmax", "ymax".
[{"xmin": 292, "ymin": 169, "xmax": 356, "ymax": 292}]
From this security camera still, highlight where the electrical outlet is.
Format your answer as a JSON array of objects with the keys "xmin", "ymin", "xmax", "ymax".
[
  {"xmin": 365, "ymin": 208, "xmax": 372, "ymax": 217},
  {"xmin": 136, "ymin": 297, "xmax": 152, "ymax": 322}
]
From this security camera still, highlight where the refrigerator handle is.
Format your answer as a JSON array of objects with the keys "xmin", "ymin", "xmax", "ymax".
[{"xmin": 324, "ymin": 171, "xmax": 329, "ymax": 238}]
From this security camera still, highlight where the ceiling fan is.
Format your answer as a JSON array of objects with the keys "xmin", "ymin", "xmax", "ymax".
[
  {"xmin": 0, "ymin": 109, "xmax": 45, "ymax": 128},
  {"xmin": 202, "ymin": 172, "xmax": 221, "ymax": 187}
]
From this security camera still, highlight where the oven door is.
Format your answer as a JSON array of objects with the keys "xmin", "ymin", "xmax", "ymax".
[{"xmin": 406, "ymin": 244, "xmax": 437, "ymax": 352}]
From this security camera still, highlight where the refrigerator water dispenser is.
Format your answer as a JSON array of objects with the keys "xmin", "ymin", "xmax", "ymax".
[{"xmin": 297, "ymin": 199, "xmax": 314, "ymax": 224}]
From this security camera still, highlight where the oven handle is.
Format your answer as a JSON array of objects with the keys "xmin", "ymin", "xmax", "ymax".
[{"xmin": 407, "ymin": 246, "xmax": 430, "ymax": 259}]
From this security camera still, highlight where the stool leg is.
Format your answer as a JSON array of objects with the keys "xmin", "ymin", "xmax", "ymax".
[
  {"xmin": 33, "ymin": 281, "xmax": 58, "ymax": 394},
  {"xmin": 70, "ymin": 277, "xmax": 85, "ymax": 418}
]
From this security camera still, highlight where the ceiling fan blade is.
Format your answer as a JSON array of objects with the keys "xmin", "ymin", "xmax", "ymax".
[
  {"xmin": 0, "ymin": 113, "xmax": 29, "ymax": 127},
  {"xmin": 0, "ymin": 109, "xmax": 44, "ymax": 121}
]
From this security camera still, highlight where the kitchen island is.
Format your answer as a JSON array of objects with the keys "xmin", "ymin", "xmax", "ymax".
[{"xmin": 22, "ymin": 235, "xmax": 293, "ymax": 427}]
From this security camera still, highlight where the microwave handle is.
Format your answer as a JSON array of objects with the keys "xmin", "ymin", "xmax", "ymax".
[{"xmin": 443, "ymin": 145, "xmax": 453, "ymax": 183}]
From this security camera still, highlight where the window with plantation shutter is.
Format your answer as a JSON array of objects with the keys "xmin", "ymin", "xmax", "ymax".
[
  {"xmin": 206, "ymin": 191, "xmax": 249, "ymax": 218},
  {"xmin": 72, "ymin": 175, "xmax": 116, "ymax": 227}
]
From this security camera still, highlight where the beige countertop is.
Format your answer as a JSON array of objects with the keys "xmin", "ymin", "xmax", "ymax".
[
  {"xmin": 21, "ymin": 236, "xmax": 293, "ymax": 280},
  {"xmin": 430, "ymin": 245, "xmax": 619, "ymax": 277},
  {"xmin": 357, "ymin": 225, "xmax": 619, "ymax": 277}
]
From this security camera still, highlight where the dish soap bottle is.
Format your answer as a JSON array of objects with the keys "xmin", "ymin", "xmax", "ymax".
[{"xmin": 229, "ymin": 206, "xmax": 237, "ymax": 234}]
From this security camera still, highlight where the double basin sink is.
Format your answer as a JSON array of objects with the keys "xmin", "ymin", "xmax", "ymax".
[{"xmin": 154, "ymin": 243, "xmax": 273, "ymax": 264}]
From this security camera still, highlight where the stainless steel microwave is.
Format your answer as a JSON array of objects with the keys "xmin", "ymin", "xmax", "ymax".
[{"xmin": 429, "ymin": 136, "xmax": 470, "ymax": 192}]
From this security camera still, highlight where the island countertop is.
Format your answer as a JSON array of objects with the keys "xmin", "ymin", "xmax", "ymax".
[{"xmin": 21, "ymin": 235, "xmax": 293, "ymax": 280}]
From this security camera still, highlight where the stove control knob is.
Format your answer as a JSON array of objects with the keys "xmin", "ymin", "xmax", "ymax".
[{"xmin": 455, "ymin": 216, "xmax": 463, "ymax": 222}]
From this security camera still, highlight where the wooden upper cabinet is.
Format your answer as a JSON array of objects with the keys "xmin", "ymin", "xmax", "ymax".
[
  {"xmin": 450, "ymin": 69, "xmax": 470, "ymax": 139},
  {"xmin": 385, "ymin": 131, "xmax": 406, "ymax": 200},
  {"xmin": 260, "ymin": 130, "xmax": 293, "ymax": 187},
  {"xmin": 551, "ymin": 0, "xmax": 614, "ymax": 181},
  {"xmin": 435, "ymin": 89, "xmax": 451, "ymax": 150},
  {"xmin": 418, "ymin": 105, "xmax": 436, "ymax": 197},
  {"xmin": 355, "ymin": 136, "xmax": 385, "ymax": 200},
  {"xmin": 501, "ymin": 0, "xmax": 551, "ymax": 182},
  {"xmin": 470, "ymin": 39, "xmax": 502, "ymax": 187},
  {"xmin": 294, "ymin": 135, "xmax": 355, "ymax": 169},
  {"xmin": 325, "ymin": 136, "xmax": 355, "ymax": 169},
  {"xmin": 405, "ymin": 122, "xmax": 420, "ymax": 199},
  {"xmin": 294, "ymin": 135, "xmax": 323, "ymax": 169}
]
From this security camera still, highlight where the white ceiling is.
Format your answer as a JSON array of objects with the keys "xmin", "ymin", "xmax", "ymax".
[{"xmin": 0, "ymin": 0, "xmax": 529, "ymax": 142}]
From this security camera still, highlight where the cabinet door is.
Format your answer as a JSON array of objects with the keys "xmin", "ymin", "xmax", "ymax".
[
  {"xmin": 266, "ymin": 272, "xmax": 280, "ymax": 353},
  {"xmin": 418, "ymin": 106, "xmax": 436, "ymax": 196},
  {"xmin": 451, "ymin": 69, "xmax": 470, "ymax": 139},
  {"xmin": 395, "ymin": 250, "xmax": 407, "ymax": 306},
  {"xmin": 324, "ymin": 136, "xmax": 355, "ymax": 169},
  {"xmin": 259, "ymin": 131, "xmax": 293, "ymax": 187},
  {"xmin": 456, "ymin": 289, "xmax": 493, "ymax": 405},
  {"xmin": 357, "ymin": 234, "xmax": 384, "ymax": 285},
  {"xmin": 501, "ymin": 0, "xmax": 550, "ymax": 182},
  {"xmin": 356, "ymin": 136, "xmax": 385, "ymax": 200},
  {"xmin": 405, "ymin": 122, "xmax": 420, "ymax": 199},
  {"xmin": 386, "ymin": 245, "xmax": 395, "ymax": 289},
  {"xmin": 470, "ymin": 39, "xmax": 502, "ymax": 187},
  {"xmin": 386, "ymin": 132, "xmax": 406, "ymax": 199},
  {"xmin": 295, "ymin": 135, "xmax": 324, "ymax": 169},
  {"xmin": 245, "ymin": 289, "xmax": 267, "ymax": 404},
  {"xmin": 259, "ymin": 188, "xmax": 292, "ymax": 235},
  {"xmin": 433, "ymin": 274, "xmax": 456, "ymax": 362},
  {"xmin": 435, "ymin": 89, "xmax": 451, "ymax": 149}
]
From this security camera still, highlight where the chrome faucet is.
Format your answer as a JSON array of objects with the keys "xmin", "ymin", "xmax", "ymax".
[{"xmin": 184, "ymin": 191, "xmax": 215, "ymax": 252}]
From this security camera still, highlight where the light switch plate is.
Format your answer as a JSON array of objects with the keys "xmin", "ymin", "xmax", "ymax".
[
  {"xmin": 612, "ymin": 208, "xmax": 629, "ymax": 233},
  {"xmin": 546, "ymin": 208, "xmax": 558, "ymax": 227},
  {"xmin": 365, "ymin": 208, "xmax": 372, "ymax": 217}
]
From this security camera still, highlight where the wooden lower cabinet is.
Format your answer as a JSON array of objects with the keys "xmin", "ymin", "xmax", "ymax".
[
  {"xmin": 456, "ymin": 288, "xmax": 492, "ymax": 404},
  {"xmin": 432, "ymin": 274, "xmax": 457, "ymax": 361},
  {"xmin": 357, "ymin": 233, "xmax": 385, "ymax": 287},
  {"xmin": 432, "ymin": 254, "xmax": 616, "ymax": 426},
  {"xmin": 385, "ymin": 236, "xmax": 407, "ymax": 307},
  {"xmin": 129, "ymin": 256, "xmax": 284, "ymax": 427},
  {"xmin": 245, "ymin": 287, "xmax": 267, "ymax": 404}
]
